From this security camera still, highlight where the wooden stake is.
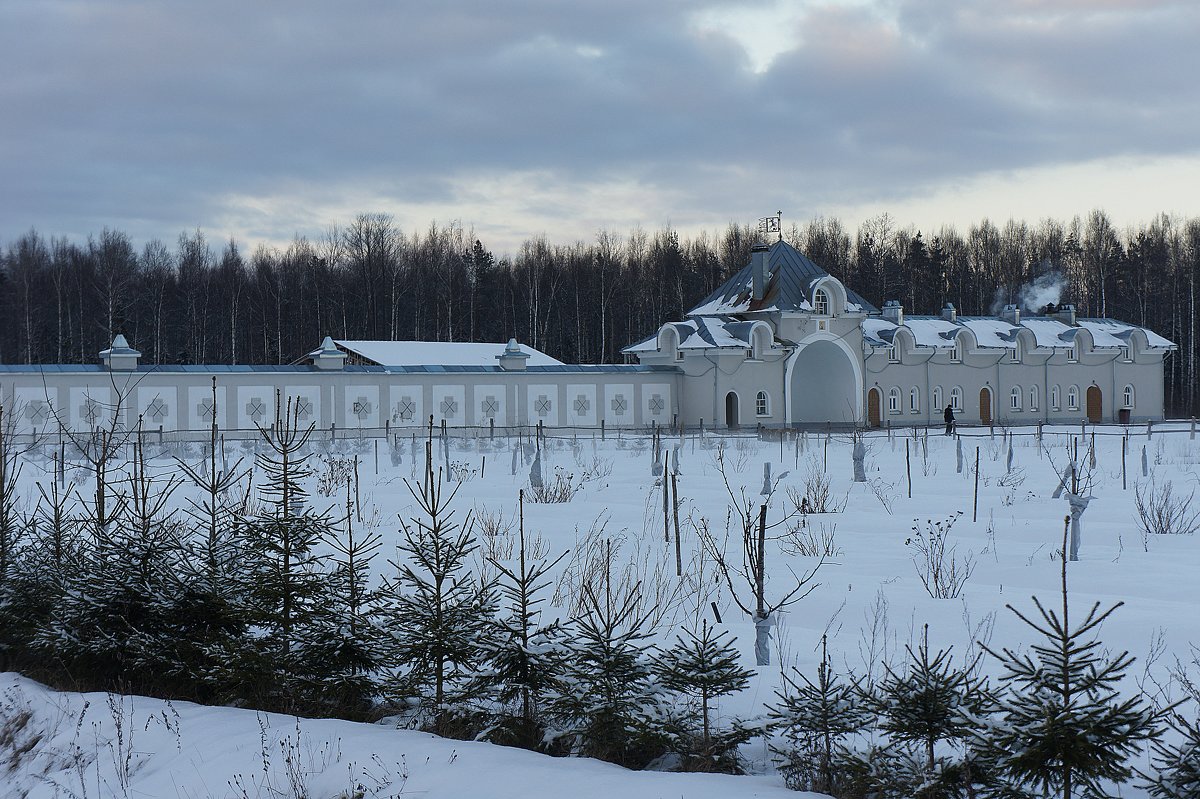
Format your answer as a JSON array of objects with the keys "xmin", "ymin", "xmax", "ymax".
[
  {"xmin": 672, "ymin": 471, "xmax": 682, "ymax": 577},
  {"xmin": 973, "ymin": 446, "xmax": 980, "ymax": 523},
  {"xmin": 906, "ymin": 439, "xmax": 912, "ymax": 499}
]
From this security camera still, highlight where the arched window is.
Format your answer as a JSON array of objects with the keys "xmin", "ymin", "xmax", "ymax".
[
  {"xmin": 933, "ymin": 386, "xmax": 943, "ymax": 410},
  {"xmin": 1030, "ymin": 385, "xmax": 1039, "ymax": 410},
  {"xmin": 1010, "ymin": 386, "xmax": 1022, "ymax": 410},
  {"xmin": 909, "ymin": 387, "xmax": 920, "ymax": 413},
  {"xmin": 1123, "ymin": 384, "xmax": 1135, "ymax": 408},
  {"xmin": 1067, "ymin": 385, "xmax": 1079, "ymax": 410},
  {"xmin": 756, "ymin": 391, "xmax": 770, "ymax": 416},
  {"xmin": 949, "ymin": 386, "xmax": 963, "ymax": 412},
  {"xmin": 950, "ymin": 339, "xmax": 963, "ymax": 363},
  {"xmin": 813, "ymin": 289, "xmax": 830, "ymax": 316},
  {"xmin": 888, "ymin": 387, "xmax": 901, "ymax": 414},
  {"xmin": 1051, "ymin": 385, "xmax": 1061, "ymax": 410}
]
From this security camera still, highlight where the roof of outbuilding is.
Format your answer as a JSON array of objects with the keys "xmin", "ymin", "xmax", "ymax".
[
  {"xmin": 687, "ymin": 240, "xmax": 878, "ymax": 316},
  {"xmin": 334, "ymin": 340, "xmax": 564, "ymax": 367}
]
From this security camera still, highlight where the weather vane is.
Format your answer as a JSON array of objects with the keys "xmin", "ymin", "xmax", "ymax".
[{"xmin": 758, "ymin": 210, "xmax": 782, "ymax": 242}]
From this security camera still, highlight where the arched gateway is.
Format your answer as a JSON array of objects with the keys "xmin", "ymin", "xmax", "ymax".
[{"xmin": 790, "ymin": 338, "xmax": 862, "ymax": 425}]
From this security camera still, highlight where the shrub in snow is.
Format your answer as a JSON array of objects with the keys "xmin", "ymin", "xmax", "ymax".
[
  {"xmin": 977, "ymin": 525, "xmax": 1166, "ymax": 798},
  {"xmin": 1135, "ymin": 480, "xmax": 1200, "ymax": 541},
  {"xmin": 383, "ymin": 444, "xmax": 498, "ymax": 738},
  {"xmin": 1141, "ymin": 713, "xmax": 1200, "ymax": 799},
  {"xmin": 768, "ymin": 635, "xmax": 871, "ymax": 795},
  {"xmin": 652, "ymin": 620, "xmax": 755, "ymax": 773},
  {"xmin": 906, "ymin": 512, "xmax": 974, "ymax": 600}
]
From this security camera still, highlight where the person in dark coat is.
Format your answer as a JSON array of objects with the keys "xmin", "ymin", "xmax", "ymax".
[{"xmin": 943, "ymin": 404, "xmax": 955, "ymax": 435}]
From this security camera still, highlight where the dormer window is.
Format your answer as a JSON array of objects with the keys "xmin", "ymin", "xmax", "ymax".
[
  {"xmin": 1121, "ymin": 346, "xmax": 1131, "ymax": 362},
  {"xmin": 888, "ymin": 345, "xmax": 900, "ymax": 364},
  {"xmin": 1067, "ymin": 344, "xmax": 1078, "ymax": 363},
  {"xmin": 950, "ymin": 340, "xmax": 962, "ymax": 363},
  {"xmin": 1010, "ymin": 341, "xmax": 1021, "ymax": 363},
  {"xmin": 813, "ymin": 289, "xmax": 830, "ymax": 316},
  {"xmin": 675, "ymin": 349, "xmax": 684, "ymax": 361}
]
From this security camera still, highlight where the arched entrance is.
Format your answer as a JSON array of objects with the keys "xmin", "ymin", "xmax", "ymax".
[
  {"xmin": 725, "ymin": 391, "xmax": 739, "ymax": 429},
  {"xmin": 979, "ymin": 387, "xmax": 993, "ymax": 426},
  {"xmin": 867, "ymin": 388, "xmax": 882, "ymax": 428},
  {"xmin": 1086, "ymin": 386, "xmax": 1103, "ymax": 423},
  {"xmin": 790, "ymin": 339, "xmax": 861, "ymax": 425}
]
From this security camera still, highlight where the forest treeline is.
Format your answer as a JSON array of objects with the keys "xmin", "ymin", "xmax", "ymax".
[{"xmin": 2, "ymin": 211, "xmax": 1199, "ymax": 414}]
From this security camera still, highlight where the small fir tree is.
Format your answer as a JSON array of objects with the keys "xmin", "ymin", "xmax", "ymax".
[
  {"xmin": 769, "ymin": 635, "xmax": 872, "ymax": 794},
  {"xmin": 478, "ymin": 489, "xmax": 567, "ymax": 749},
  {"xmin": 652, "ymin": 619, "xmax": 755, "ymax": 772},
  {"xmin": 1142, "ymin": 713, "xmax": 1200, "ymax": 799},
  {"xmin": 548, "ymin": 583, "xmax": 668, "ymax": 768},
  {"xmin": 384, "ymin": 441, "xmax": 497, "ymax": 736},
  {"xmin": 980, "ymin": 519, "xmax": 1165, "ymax": 799}
]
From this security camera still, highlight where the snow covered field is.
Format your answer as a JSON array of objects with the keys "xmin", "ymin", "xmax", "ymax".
[{"xmin": 3, "ymin": 422, "xmax": 1199, "ymax": 797}]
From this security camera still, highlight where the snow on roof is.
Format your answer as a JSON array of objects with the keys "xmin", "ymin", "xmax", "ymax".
[
  {"xmin": 905, "ymin": 318, "xmax": 962, "ymax": 348},
  {"xmin": 1078, "ymin": 318, "xmax": 1176, "ymax": 349},
  {"xmin": 334, "ymin": 340, "xmax": 563, "ymax": 367},
  {"xmin": 622, "ymin": 318, "xmax": 758, "ymax": 355},
  {"xmin": 1019, "ymin": 317, "xmax": 1076, "ymax": 348},
  {"xmin": 861, "ymin": 318, "xmax": 896, "ymax": 347},
  {"xmin": 959, "ymin": 318, "xmax": 1018, "ymax": 349}
]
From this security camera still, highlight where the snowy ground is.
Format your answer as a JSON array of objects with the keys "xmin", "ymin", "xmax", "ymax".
[{"xmin": 4, "ymin": 422, "xmax": 1200, "ymax": 797}]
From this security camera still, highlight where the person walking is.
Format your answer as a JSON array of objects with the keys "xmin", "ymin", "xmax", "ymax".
[{"xmin": 943, "ymin": 404, "xmax": 955, "ymax": 436}]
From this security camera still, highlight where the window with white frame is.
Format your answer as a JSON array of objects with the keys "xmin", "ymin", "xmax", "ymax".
[
  {"xmin": 909, "ymin": 387, "xmax": 920, "ymax": 413},
  {"xmin": 1030, "ymin": 385, "xmax": 1039, "ymax": 410},
  {"xmin": 813, "ymin": 289, "xmax": 830, "ymax": 316},
  {"xmin": 950, "ymin": 386, "xmax": 963, "ymax": 412},
  {"xmin": 1067, "ymin": 344, "xmax": 1078, "ymax": 362},
  {"xmin": 1123, "ymin": 384, "xmax": 1135, "ymax": 408},
  {"xmin": 1067, "ymin": 385, "xmax": 1079, "ymax": 410},
  {"xmin": 675, "ymin": 348, "xmax": 684, "ymax": 361},
  {"xmin": 1010, "ymin": 386, "xmax": 1022, "ymax": 410},
  {"xmin": 888, "ymin": 387, "xmax": 901, "ymax": 413},
  {"xmin": 888, "ymin": 344, "xmax": 900, "ymax": 363},
  {"xmin": 1122, "ymin": 346, "xmax": 1131, "ymax": 362},
  {"xmin": 933, "ymin": 386, "xmax": 943, "ymax": 410},
  {"xmin": 950, "ymin": 339, "xmax": 962, "ymax": 362},
  {"xmin": 1051, "ymin": 384, "xmax": 1060, "ymax": 410},
  {"xmin": 756, "ymin": 391, "xmax": 770, "ymax": 416},
  {"xmin": 1010, "ymin": 340, "xmax": 1021, "ymax": 363}
]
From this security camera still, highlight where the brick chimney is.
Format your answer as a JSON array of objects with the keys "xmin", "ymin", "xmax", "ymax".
[
  {"xmin": 1000, "ymin": 304, "xmax": 1020, "ymax": 325},
  {"xmin": 941, "ymin": 303, "xmax": 957, "ymax": 323},
  {"xmin": 882, "ymin": 300, "xmax": 903, "ymax": 326},
  {"xmin": 750, "ymin": 243, "xmax": 770, "ymax": 301},
  {"xmin": 1053, "ymin": 304, "xmax": 1077, "ymax": 325}
]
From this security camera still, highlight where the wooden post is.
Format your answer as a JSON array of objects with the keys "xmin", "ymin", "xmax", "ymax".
[
  {"xmin": 481, "ymin": 455, "xmax": 486, "ymax": 479},
  {"xmin": 663, "ymin": 453, "xmax": 671, "ymax": 543},
  {"xmin": 823, "ymin": 433, "xmax": 829, "ymax": 473},
  {"xmin": 672, "ymin": 471, "xmax": 682, "ymax": 578},
  {"xmin": 906, "ymin": 439, "xmax": 912, "ymax": 499},
  {"xmin": 973, "ymin": 446, "xmax": 981, "ymax": 523},
  {"xmin": 1121, "ymin": 436, "xmax": 1127, "ymax": 491},
  {"xmin": 600, "ymin": 419, "xmax": 605, "ymax": 440},
  {"xmin": 374, "ymin": 439, "xmax": 379, "ymax": 475},
  {"xmin": 490, "ymin": 417, "xmax": 495, "ymax": 438},
  {"xmin": 756, "ymin": 505, "xmax": 767, "ymax": 619}
]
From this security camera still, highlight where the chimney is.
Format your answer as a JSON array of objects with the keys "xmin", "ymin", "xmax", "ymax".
[
  {"xmin": 310, "ymin": 336, "xmax": 347, "ymax": 370},
  {"xmin": 1053, "ymin": 304, "xmax": 1077, "ymax": 326},
  {"xmin": 750, "ymin": 243, "xmax": 769, "ymax": 301},
  {"xmin": 1000, "ymin": 303, "xmax": 1020, "ymax": 325},
  {"xmin": 882, "ymin": 300, "xmax": 903, "ymax": 326},
  {"xmin": 100, "ymin": 334, "xmax": 141, "ymax": 371},
  {"xmin": 497, "ymin": 338, "xmax": 530, "ymax": 371},
  {"xmin": 941, "ymin": 303, "xmax": 957, "ymax": 323}
]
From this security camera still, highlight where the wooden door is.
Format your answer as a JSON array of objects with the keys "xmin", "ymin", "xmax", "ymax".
[
  {"xmin": 979, "ymin": 387, "xmax": 992, "ymax": 426},
  {"xmin": 867, "ymin": 388, "xmax": 881, "ymax": 428},
  {"xmin": 1086, "ymin": 386, "xmax": 1102, "ymax": 423}
]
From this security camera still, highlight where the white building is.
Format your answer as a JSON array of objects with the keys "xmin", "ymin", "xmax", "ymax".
[{"xmin": 0, "ymin": 240, "xmax": 1175, "ymax": 437}]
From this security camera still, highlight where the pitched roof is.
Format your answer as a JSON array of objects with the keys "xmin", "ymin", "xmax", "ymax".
[
  {"xmin": 687, "ymin": 240, "xmax": 878, "ymax": 316},
  {"xmin": 334, "ymin": 340, "xmax": 563, "ymax": 367}
]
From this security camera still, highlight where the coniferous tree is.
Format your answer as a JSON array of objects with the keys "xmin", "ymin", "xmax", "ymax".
[
  {"xmin": 871, "ymin": 625, "xmax": 992, "ymax": 798},
  {"xmin": 478, "ymin": 489, "xmax": 567, "ymax": 749},
  {"xmin": 769, "ymin": 635, "xmax": 872, "ymax": 794},
  {"xmin": 384, "ymin": 441, "xmax": 497, "ymax": 736},
  {"xmin": 652, "ymin": 619, "xmax": 755, "ymax": 772},
  {"xmin": 979, "ymin": 522, "xmax": 1165, "ymax": 799},
  {"xmin": 547, "ymin": 583, "xmax": 668, "ymax": 769},
  {"xmin": 1142, "ymin": 713, "xmax": 1200, "ymax": 799}
]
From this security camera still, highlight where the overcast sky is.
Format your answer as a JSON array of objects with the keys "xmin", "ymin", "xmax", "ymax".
[{"xmin": 2, "ymin": 0, "xmax": 1198, "ymax": 256}]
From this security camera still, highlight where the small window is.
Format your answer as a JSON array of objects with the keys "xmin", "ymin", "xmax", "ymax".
[
  {"xmin": 950, "ymin": 387, "xmax": 963, "ymax": 412},
  {"xmin": 1122, "ymin": 346, "xmax": 1131, "ymax": 362},
  {"xmin": 814, "ymin": 289, "xmax": 830, "ymax": 316},
  {"xmin": 1010, "ymin": 386, "xmax": 1022, "ymax": 410},
  {"xmin": 888, "ymin": 345, "xmax": 900, "ymax": 364},
  {"xmin": 1067, "ymin": 385, "xmax": 1079, "ymax": 410},
  {"xmin": 675, "ymin": 349, "xmax": 684, "ymax": 361},
  {"xmin": 950, "ymin": 340, "xmax": 962, "ymax": 363},
  {"xmin": 746, "ymin": 348, "xmax": 754, "ymax": 359},
  {"xmin": 1010, "ymin": 341, "xmax": 1021, "ymax": 363},
  {"xmin": 1067, "ymin": 344, "xmax": 1078, "ymax": 363},
  {"xmin": 933, "ymin": 386, "xmax": 943, "ymax": 410},
  {"xmin": 756, "ymin": 391, "xmax": 770, "ymax": 417},
  {"xmin": 1051, "ymin": 385, "xmax": 1060, "ymax": 410},
  {"xmin": 888, "ymin": 387, "xmax": 901, "ymax": 414},
  {"xmin": 1123, "ymin": 384, "xmax": 1135, "ymax": 408},
  {"xmin": 1030, "ymin": 385, "xmax": 1039, "ymax": 410},
  {"xmin": 909, "ymin": 387, "xmax": 920, "ymax": 413}
]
